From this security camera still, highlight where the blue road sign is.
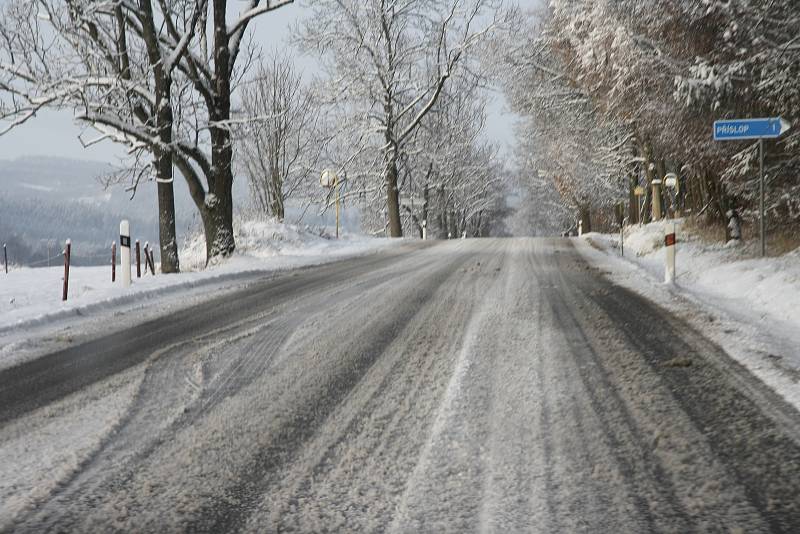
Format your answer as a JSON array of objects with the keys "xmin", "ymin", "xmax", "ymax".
[{"xmin": 714, "ymin": 117, "xmax": 791, "ymax": 141}]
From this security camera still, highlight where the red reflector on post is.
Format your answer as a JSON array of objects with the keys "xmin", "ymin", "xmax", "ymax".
[{"xmin": 665, "ymin": 233, "xmax": 677, "ymax": 247}]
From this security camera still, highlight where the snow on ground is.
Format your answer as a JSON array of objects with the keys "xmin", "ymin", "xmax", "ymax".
[
  {"xmin": 0, "ymin": 218, "xmax": 403, "ymax": 370},
  {"xmin": 577, "ymin": 220, "xmax": 800, "ymax": 411},
  {"xmin": 0, "ymin": 365, "xmax": 144, "ymax": 523}
]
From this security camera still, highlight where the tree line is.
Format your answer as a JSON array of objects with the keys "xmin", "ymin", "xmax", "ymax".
[
  {"xmin": 497, "ymin": 0, "xmax": 800, "ymax": 238},
  {"xmin": 0, "ymin": 0, "xmax": 512, "ymax": 273}
]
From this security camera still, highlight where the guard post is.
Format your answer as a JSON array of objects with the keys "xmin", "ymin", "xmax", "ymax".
[
  {"xmin": 120, "ymin": 220, "xmax": 132, "ymax": 288},
  {"xmin": 665, "ymin": 223, "xmax": 677, "ymax": 284}
]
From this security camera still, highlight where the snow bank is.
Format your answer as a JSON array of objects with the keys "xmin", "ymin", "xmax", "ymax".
[
  {"xmin": 0, "ymin": 218, "xmax": 401, "ymax": 335},
  {"xmin": 586, "ymin": 220, "xmax": 800, "ymax": 329},
  {"xmin": 578, "ymin": 220, "xmax": 800, "ymax": 410}
]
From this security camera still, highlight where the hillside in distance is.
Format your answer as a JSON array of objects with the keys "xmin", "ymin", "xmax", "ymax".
[{"xmin": 0, "ymin": 157, "xmax": 194, "ymax": 266}]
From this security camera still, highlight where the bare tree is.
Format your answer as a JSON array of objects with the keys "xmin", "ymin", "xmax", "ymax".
[
  {"xmin": 237, "ymin": 53, "xmax": 321, "ymax": 221},
  {"xmin": 0, "ymin": 0, "xmax": 203, "ymax": 272},
  {"xmin": 297, "ymin": 0, "xmax": 505, "ymax": 237},
  {"xmin": 0, "ymin": 0, "xmax": 295, "ymax": 266}
]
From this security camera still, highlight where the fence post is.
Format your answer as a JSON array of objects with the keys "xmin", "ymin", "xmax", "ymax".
[
  {"xmin": 112, "ymin": 242, "xmax": 117, "ymax": 282},
  {"xmin": 144, "ymin": 243, "xmax": 154, "ymax": 275},
  {"xmin": 62, "ymin": 239, "xmax": 71, "ymax": 301},
  {"xmin": 3, "ymin": 243, "xmax": 7, "ymax": 274},
  {"xmin": 148, "ymin": 247, "xmax": 156, "ymax": 275},
  {"xmin": 135, "ymin": 240, "xmax": 141, "ymax": 278}
]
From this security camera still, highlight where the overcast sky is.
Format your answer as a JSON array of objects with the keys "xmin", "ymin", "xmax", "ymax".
[{"xmin": 0, "ymin": 2, "xmax": 518, "ymax": 163}]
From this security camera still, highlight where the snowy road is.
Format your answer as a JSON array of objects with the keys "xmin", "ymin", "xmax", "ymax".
[{"xmin": 2, "ymin": 238, "xmax": 800, "ymax": 533}]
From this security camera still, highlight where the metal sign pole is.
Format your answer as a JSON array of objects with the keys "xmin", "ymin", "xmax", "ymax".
[
  {"xmin": 336, "ymin": 175, "xmax": 341, "ymax": 240},
  {"xmin": 759, "ymin": 138, "xmax": 766, "ymax": 258}
]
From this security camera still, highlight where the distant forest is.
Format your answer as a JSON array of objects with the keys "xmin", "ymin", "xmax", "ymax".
[{"xmin": 0, "ymin": 196, "xmax": 157, "ymax": 267}]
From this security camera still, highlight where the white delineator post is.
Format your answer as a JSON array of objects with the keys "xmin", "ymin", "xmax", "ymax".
[
  {"xmin": 664, "ymin": 222, "xmax": 677, "ymax": 284},
  {"xmin": 422, "ymin": 220, "xmax": 427, "ymax": 241},
  {"xmin": 120, "ymin": 220, "xmax": 132, "ymax": 288}
]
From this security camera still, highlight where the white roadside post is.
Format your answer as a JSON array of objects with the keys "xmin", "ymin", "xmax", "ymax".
[
  {"xmin": 120, "ymin": 220, "xmax": 132, "ymax": 288},
  {"xmin": 664, "ymin": 223, "xmax": 677, "ymax": 284},
  {"xmin": 422, "ymin": 220, "xmax": 427, "ymax": 241}
]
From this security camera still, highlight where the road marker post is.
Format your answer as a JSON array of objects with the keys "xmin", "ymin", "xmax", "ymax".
[
  {"xmin": 3, "ymin": 243, "xmax": 7, "ymax": 274},
  {"xmin": 120, "ymin": 220, "xmax": 132, "ymax": 288},
  {"xmin": 422, "ymin": 220, "xmax": 427, "ymax": 241},
  {"xmin": 62, "ymin": 239, "xmax": 71, "ymax": 301},
  {"xmin": 713, "ymin": 117, "xmax": 791, "ymax": 257},
  {"xmin": 664, "ymin": 223, "xmax": 677, "ymax": 284},
  {"xmin": 112, "ymin": 242, "xmax": 116, "ymax": 282}
]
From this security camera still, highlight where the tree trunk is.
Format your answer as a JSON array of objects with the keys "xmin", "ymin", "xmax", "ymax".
[
  {"xmin": 205, "ymin": 0, "xmax": 237, "ymax": 260},
  {"xmin": 386, "ymin": 158, "xmax": 402, "ymax": 237},
  {"xmin": 200, "ymin": 186, "xmax": 235, "ymax": 262},
  {"xmin": 138, "ymin": 0, "xmax": 179, "ymax": 273},
  {"xmin": 156, "ymin": 165, "xmax": 179, "ymax": 273},
  {"xmin": 579, "ymin": 205, "xmax": 592, "ymax": 234},
  {"xmin": 155, "ymin": 78, "xmax": 179, "ymax": 273},
  {"xmin": 628, "ymin": 173, "xmax": 639, "ymax": 224}
]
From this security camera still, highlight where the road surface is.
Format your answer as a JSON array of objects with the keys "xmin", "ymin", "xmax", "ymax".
[{"xmin": 2, "ymin": 238, "xmax": 800, "ymax": 533}]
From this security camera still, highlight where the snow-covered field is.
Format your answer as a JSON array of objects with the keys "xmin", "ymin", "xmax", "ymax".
[
  {"xmin": 578, "ymin": 220, "xmax": 800, "ymax": 410},
  {"xmin": 0, "ymin": 219, "xmax": 402, "ymax": 369}
]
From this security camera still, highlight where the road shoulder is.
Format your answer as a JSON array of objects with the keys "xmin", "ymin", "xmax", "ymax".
[{"xmin": 574, "ymin": 237, "xmax": 800, "ymax": 414}]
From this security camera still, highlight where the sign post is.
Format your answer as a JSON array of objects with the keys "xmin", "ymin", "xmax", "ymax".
[
  {"xmin": 713, "ymin": 117, "xmax": 791, "ymax": 257},
  {"xmin": 120, "ymin": 220, "xmax": 131, "ymax": 288},
  {"xmin": 320, "ymin": 169, "xmax": 340, "ymax": 239}
]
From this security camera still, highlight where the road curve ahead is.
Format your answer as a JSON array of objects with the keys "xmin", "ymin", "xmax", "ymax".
[{"xmin": 2, "ymin": 238, "xmax": 800, "ymax": 533}]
